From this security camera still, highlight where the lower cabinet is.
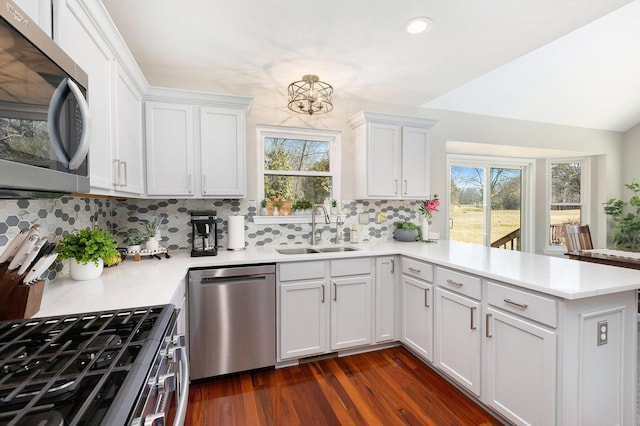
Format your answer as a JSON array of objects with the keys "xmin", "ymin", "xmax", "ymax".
[
  {"xmin": 434, "ymin": 287, "xmax": 482, "ymax": 396},
  {"xmin": 401, "ymin": 275, "xmax": 433, "ymax": 360},
  {"xmin": 278, "ymin": 258, "xmax": 372, "ymax": 361},
  {"xmin": 280, "ymin": 280, "xmax": 328, "ymax": 360},
  {"xmin": 484, "ymin": 307, "xmax": 557, "ymax": 426}
]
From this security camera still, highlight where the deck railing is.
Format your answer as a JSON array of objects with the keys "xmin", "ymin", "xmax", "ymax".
[{"xmin": 491, "ymin": 228, "xmax": 521, "ymax": 250}]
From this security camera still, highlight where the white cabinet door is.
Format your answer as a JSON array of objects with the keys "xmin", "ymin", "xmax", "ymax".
[
  {"xmin": 199, "ymin": 107, "xmax": 246, "ymax": 197},
  {"xmin": 145, "ymin": 102, "xmax": 194, "ymax": 196},
  {"xmin": 112, "ymin": 64, "xmax": 144, "ymax": 195},
  {"xmin": 434, "ymin": 287, "xmax": 482, "ymax": 396},
  {"xmin": 401, "ymin": 275, "xmax": 433, "ymax": 361},
  {"xmin": 375, "ymin": 257, "xmax": 395, "ymax": 343},
  {"xmin": 15, "ymin": 0, "xmax": 52, "ymax": 36},
  {"xmin": 55, "ymin": 0, "xmax": 115, "ymax": 191},
  {"xmin": 401, "ymin": 127, "xmax": 430, "ymax": 198},
  {"xmin": 330, "ymin": 276, "xmax": 372, "ymax": 350},
  {"xmin": 484, "ymin": 307, "xmax": 556, "ymax": 426},
  {"xmin": 367, "ymin": 122, "xmax": 401, "ymax": 198},
  {"xmin": 279, "ymin": 280, "xmax": 327, "ymax": 360}
]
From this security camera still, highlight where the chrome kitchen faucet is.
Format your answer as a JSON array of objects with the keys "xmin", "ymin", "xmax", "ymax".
[{"xmin": 311, "ymin": 205, "xmax": 330, "ymax": 245}]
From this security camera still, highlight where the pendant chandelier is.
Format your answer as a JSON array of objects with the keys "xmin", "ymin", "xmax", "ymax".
[{"xmin": 287, "ymin": 74, "xmax": 333, "ymax": 115}]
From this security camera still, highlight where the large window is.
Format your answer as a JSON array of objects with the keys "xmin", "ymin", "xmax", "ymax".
[
  {"xmin": 548, "ymin": 160, "xmax": 586, "ymax": 247},
  {"xmin": 257, "ymin": 126, "xmax": 340, "ymax": 215}
]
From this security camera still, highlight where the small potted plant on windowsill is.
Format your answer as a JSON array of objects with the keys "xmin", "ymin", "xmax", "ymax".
[
  {"xmin": 57, "ymin": 228, "xmax": 119, "ymax": 281},
  {"xmin": 331, "ymin": 199, "xmax": 339, "ymax": 215},
  {"xmin": 272, "ymin": 199, "xmax": 283, "ymax": 216},
  {"xmin": 260, "ymin": 199, "xmax": 268, "ymax": 216},
  {"xmin": 393, "ymin": 221, "xmax": 419, "ymax": 242},
  {"xmin": 292, "ymin": 198, "xmax": 313, "ymax": 215}
]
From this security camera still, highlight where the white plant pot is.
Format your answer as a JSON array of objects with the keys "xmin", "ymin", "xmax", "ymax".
[
  {"xmin": 273, "ymin": 207, "xmax": 279, "ymax": 216},
  {"xmin": 420, "ymin": 217, "xmax": 430, "ymax": 241},
  {"xmin": 146, "ymin": 236, "xmax": 160, "ymax": 252},
  {"xmin": 127, "ymin": 244, "xmax": 141, "ymax": 254},
  {"xmin": 69, "ymin": 258, "xmax": 103, "ymax": 281}
]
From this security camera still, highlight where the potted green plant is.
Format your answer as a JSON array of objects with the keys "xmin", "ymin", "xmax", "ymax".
[
  {"xmin": 272, "ymin": 199, "xmax": 283, "ymax": 216},
  {"xmin": 292, "ymin": 198, "xmax": 313, "ymax": 215},
  {"xmin": 603, "ymin": 180, "xmax": 640, "ymax": 250},
  {"xmin": 123, "ymin": 228, "xmax": 146, "ymax": 253},
  {"xmin": 260, "ymin": 199, "xmax": 268, "ymax": 215},
  {"xmin": 393, "ymin": 221, "xmax": 419, "ymax": 242},
  {"xmin": 57, "ymin": 228, "xmax": 119, "ymax": 280},
  {"xmin": 331, "ymin": 199, "xmax": 339, "ymax": 215}
]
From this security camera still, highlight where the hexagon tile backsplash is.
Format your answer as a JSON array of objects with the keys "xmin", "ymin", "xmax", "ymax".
[{"xmin": 0, "ymin": 197, "xmax": 424, "ymax": 280}]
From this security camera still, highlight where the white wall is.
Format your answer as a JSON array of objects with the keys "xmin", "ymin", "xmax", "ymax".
[
  {"xmin": 622, "ymin": 123, "xmax": 640, "ymax": 186},
  {"xmin": 244, "ymin": 93, "xmax": 624, "ymax": 252}
]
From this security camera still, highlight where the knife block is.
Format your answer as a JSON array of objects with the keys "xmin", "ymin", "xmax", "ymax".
[{"xmin": 0, "ymin": 263, "xmax": 45, "ymax": 321}]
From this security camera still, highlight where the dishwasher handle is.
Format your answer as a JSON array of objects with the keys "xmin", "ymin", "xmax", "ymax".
[
  {"xmin": 189, "ymin": 264, "xmax": 275, "ymax": 281},
  {"xmin": 198, "ymin": 275, "xmax": 269, "ymax": 285}
]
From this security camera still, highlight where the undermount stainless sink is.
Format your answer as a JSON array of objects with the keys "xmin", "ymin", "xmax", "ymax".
[
  {"xmin": 317, "ymin": 246, "xmax": 359, "ymax": 252},
  {"xmin": 276, "ymin": 247, "xmax": 321, "ymax": 255},
  {"xmin": 276, "ymin": 246, "xmax": 360, "ymax": 255}
]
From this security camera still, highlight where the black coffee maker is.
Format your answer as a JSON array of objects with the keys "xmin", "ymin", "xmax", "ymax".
[{"xmin": 190, "ymin": 211, "xmax": 218, "ymax": 257}]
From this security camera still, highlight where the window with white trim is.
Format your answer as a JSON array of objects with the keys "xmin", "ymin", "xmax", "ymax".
[
  {"xmin": 257, "ymin": 125, "xmax": 340, "ymax": 216},
  {"xmin": 548, "ymin": 159, "xmax": 587, "ymax": 247}
]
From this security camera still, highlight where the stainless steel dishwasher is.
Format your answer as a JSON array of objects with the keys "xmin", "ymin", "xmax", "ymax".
[{"xmin": 188, "ymin": 264, "xmax": 276, "ymax": 380}]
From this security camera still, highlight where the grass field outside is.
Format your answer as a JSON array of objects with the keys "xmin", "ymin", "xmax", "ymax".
[{"xmin": 450, "ymin": 205, "xmax": 580, "ymax": 247}]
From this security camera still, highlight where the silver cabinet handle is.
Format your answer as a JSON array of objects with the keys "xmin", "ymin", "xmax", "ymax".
[
  {"xmin": 187, "ymin": 174, "xmax": 193, "ymax": 194},
  {"xmin": 408, "ymin": 267, "xmax": 421, "ymax": 273},
  {"xmin": 446, "ymin": 279, "xmax": 464, "ymax": 287},
  {"xmin": 470, "ymin": 307, "xmax": 476, "ymax": 330},
  {"xmin": 202, "ymin": 174, "xmax": 207, "ymax": 194},
  {"xmin": 504, "ymin": 298, "xmax": 528, "ymax": 309},
  {"xmin": 333, "ymin": 282, "xmax": 337, "ymax": 301},
  {"xmin": 394, "ymin": 179, "xmax": 398, "ymax": 195},
  {"xmin": 486, "ymin": 313, "xmax": 492, "ymax": 338},
  {"xmin": 321, "ymin": 284, "xmax": 325, "ymax": 303},
  {"xmin": 112, "ymin": 159, "xmax": 120, "ymax": 187},
  {"xmin": 404, "ymin": 179, "xmax": 407, "ymax": 195},
  {"xmin": 424, "ymin": 288, "xmax": 430, "ymax": 308},
  {"xmin": 121, "ymin": 160, "xmax": 127, "ymax": 187},
  {"xmin": 390, "ymin": 259, "xmax": 394, "ymax": 273}
]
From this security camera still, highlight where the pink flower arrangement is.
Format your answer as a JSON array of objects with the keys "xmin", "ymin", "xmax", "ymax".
[{"xmin": 418, "ymin": 194, "xmax": 440, "ymax": 219}]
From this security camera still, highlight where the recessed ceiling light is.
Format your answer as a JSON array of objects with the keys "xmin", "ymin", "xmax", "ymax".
[{"xmin": 405, "ymin": 17, "xmax": 434, "ymax": 34}]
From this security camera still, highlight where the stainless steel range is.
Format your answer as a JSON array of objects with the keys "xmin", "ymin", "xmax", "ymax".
[{"xmin": 0, "ymin": 304, "xmax": 188, "ymax": 425}]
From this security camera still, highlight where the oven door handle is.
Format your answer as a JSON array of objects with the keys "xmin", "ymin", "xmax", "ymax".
[{"xmin": 173, "ymin": 345, "xmax": 190, "ymax": 426}]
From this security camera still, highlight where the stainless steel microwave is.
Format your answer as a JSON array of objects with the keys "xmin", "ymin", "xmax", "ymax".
[{"xmin": 0, "ymin": 1, "xmax": 91, "ymax": 198}]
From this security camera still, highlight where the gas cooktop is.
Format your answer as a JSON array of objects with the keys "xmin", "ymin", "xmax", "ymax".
[{"xmin": 0, "ymin": 305, "xmax": 175, "ymax": 425}]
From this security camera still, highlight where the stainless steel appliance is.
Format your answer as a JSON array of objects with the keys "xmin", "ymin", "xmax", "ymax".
[
  {"xmin": 0, "ymin": 304, "xmax": 189, "ymax": 425},
  {"xmin": 190, "ymin": 211, "xmax": 218, "ymax": 257},
  {"xmin": 188, "ymin": 264, "xmax": 276, "ymax": 379},
  {"xmin": 0, "ymin": 0, "xmax": 91, "ymax": 198}
]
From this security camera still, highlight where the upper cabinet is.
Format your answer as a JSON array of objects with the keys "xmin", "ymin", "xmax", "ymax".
[
  {"xmin": 53, "ymin": 0, "xmax": 147, "ymax": 196},
  {"xmin": 14, "ymin": 0, "xmax": 52, "ymax": 37},
  {"xmin": 349, "ymin": 112, "xmax": 437, "ymax": 199},
  {"xmin": 144, "ymin": 88, "xmax": 252, "ymax": 198}
]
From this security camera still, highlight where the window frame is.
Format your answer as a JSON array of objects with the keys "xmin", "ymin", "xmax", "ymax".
[
  {"xmin": 545, "ymin": 157, "xmax": 590, "ymax": 252},
  {"xmin": 256, "ymin": 125, "xmax": 341, "ymax": 224}
]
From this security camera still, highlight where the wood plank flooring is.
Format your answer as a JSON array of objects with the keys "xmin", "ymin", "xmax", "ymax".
[{"xmin": 185, "ymin": 346, "xmax": 504, "ymax": 425}]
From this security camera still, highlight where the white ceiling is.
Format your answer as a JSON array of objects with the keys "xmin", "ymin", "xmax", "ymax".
[{"xmin": 102, "ymin": 0, "xmax": 638, "ymax": 132}]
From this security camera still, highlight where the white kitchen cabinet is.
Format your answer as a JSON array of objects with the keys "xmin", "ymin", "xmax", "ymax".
[
  {"xmin": 330, "ymin": 275, "xmax": 372, "ymax": 350},
  {"xmin": 484, "ymin": 307, "xmax": 556, "ymax": 426},
  {"xmin": 375, "ymin": 257, "xmax": 396, "ymax": 343},
  {"xmin": 401, "ymin": 275, "xmax": 433, "ymax": 361},
  {"xmin": 144, "ymin": 88, "xmax": 251, "ymax": 198},
  {"xmin": 279, "ymin": 280, "xmax": 328, "ymax": 360},
  {"xmin": 278, "ymin": 258, "xmax": 373, "ymax": 360},
  {"xmin": 54, "ymin": 0, "xmax": 146, "ymax": 196},
  {"xmin": 349, "ymin": 111, "xmax": 437, "ymax": 199},
  {"xmin": 434, "ymin": 272, "xmax": 482, "ymax": 396},
  {"xmin": 145, "ymin": 102, "xmax": 194, "ymax": 196},
  {"xmin": 14, "ymin": 0, "xmax": 52, "ymax": 37}
]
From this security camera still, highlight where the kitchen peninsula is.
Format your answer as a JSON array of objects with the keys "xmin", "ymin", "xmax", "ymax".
[{"xmin": 35, "ymin": 240, "xmax": 639, "ymax": 425}]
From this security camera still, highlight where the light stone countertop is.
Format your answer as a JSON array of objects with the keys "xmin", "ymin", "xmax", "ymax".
[{"xmin": 34, "ymin": 240, "xmax": 640, "ymax": 317}]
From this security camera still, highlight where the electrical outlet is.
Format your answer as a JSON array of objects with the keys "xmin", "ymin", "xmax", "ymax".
[{"xmin": 597, "ymin": 320, "xmax": 608, "ymax": 346}]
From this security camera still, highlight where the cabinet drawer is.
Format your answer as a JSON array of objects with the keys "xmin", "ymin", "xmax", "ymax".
[
  {"xmin": 331, "ymin": 258, "xmax": 371, "ymax": 277},
  {"xmin": 279, "ymin": 261, "xmax": 325, "ymax": 282},
  {"xmin": 402, "ymin": 258, "xmax": 434, "ymax": 282},
  {"xmin": 436, "ymin": 267, "xmax": 481, "ymax": 300},
  {"xmin": 487, "ymin": 281, "xmax": 557, "ymax": 328}
]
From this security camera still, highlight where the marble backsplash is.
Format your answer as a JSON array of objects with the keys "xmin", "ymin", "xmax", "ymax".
[{"xmin": 0, "ymin": 196, "xmax": 426, "ymax": 279}]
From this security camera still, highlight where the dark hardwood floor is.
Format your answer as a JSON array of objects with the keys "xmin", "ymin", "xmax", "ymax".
[{"xmin": 185, "ymin": 346, "xmax": 504, "ymax": 425}]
